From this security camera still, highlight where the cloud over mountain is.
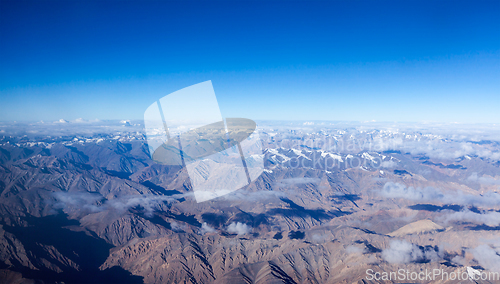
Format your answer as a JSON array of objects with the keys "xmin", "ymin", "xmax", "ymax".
[
  {"xmin": 380, "ymin": 182, "xmax": 500, "ymax": 208},
  {"xmin": 227, "ymin": 222, "xmax": 252, "ymax": 235}
]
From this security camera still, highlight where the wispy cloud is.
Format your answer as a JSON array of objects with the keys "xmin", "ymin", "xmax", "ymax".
[
  {"xmin": 221, "ymin": 189, "xmax": 286, "ymax": 202},
  {"xmin": 368, "ymin": 133, "xmax": 500, "ymax": 162},
  {"xmin": 471, "ymin": 244, "xmax": 500, "ymax": 272},
  {"xmin": 467, "ymin": 173, "xmax": 500, "ymax": 185},
  {"xmin": 276, "ymin": 177, "xmax": 321, "ymax": 185},
  {"xmin": 380, "ymin": 182, "xmax": 500, "ymax": 208},
  {"xmin": 171, "ymin": 221, "xmax": 187, "ymax": 232},
  {"xmin": 380, "ymin": 160, "xmax": 397, "ymax": 168},
  {"xmin": 200, "ymin": 222, "xmax": 216, "ymax": 234},
  {"xmin": 346, "ymin": 245, "xmax": 366, "ymax": 255},
  {"xmin": 53, "ymin": 191, "xmax": 104, "ymax": 213},
  {"xmin": 53, "ymin": 191, "xmax": 191, "ymax": 216},
  {"xmin": 441, "ymin": 210, "xmax": 500, "ymax": 227}
]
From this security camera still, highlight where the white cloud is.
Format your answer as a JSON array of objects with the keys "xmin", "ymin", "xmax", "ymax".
[
  {"xmin": 346, "ymin": 245, "xmax": 365, "ymax": 255},
  {"xmin": 53, "ymin": 191, "xmax": 191, "ymax": 217},
  {"xmin": 365, "ymin": 129, "xmax": 500, "ymax": 162},
  {"xmin": 171, "ymin": 222, "xmax": 187, "ymax": 232},
  {"xmin": 200, "ymin": 222, "xmax": 216, "ymax": 234},
  {"xmin": 442, "ymin": 210, "xmax": 500, "ymax": 227},
  {"xmin": 471, "ymin": 245, "xmax": 500, "ymax": 272},
  {"xmin": 221, "ymin": 189, "xmax": 285, "ymax": 202},
  {"xmin": 380, "ymin": 182, "xmax": 443, "ymax": 201},
  {"xmin": 380, "ymin": 182, "xmax": 500, "ymax": 208},
  {"xmin": 53, "ymin": 191, "xmax": 103, "ymax": 213},
  {"xmin": 382, "ymin": 182, "xmax": 500, "ymax": 228},
  {"xmin": 73, "ymin": 118, "xmax": 88, "ymax": 123},
  {"xmin": 227, "ymin": 222, "xmax": 251, "ymax": 235},
  {"xmin": 106, "ymin": 194, "xmax": 186, "ymax": 216},
  {"xmin": 382, "ymin": 240, "xmax": 423, "ymax": 264},
  {"xmin": 278, "ymin": 177, "xmax": 321, "ymax": 185},
  {"xmin": 467, "ymin": 173, "xmax": 500, "ymax": 185},
  {"xmin": 311, "ymin": 233, "xmax": 329, "ymax": 243},
  {"xmin": 380, "ymin": 160, "xmax": 397, "ymax": 168},
  {"xmin": 381, "ymin": 240, "xmax": 441, "ymax": 264}
]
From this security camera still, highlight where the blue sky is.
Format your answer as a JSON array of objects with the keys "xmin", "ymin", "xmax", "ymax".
[{"xmin": 1, "ymin": 0, "xmax": 499, "ymax": 123}]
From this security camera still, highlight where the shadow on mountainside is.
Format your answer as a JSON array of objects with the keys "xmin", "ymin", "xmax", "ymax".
[{"xmin": 0, "ymin": 212, "xmax": 143, "ymax": 284}]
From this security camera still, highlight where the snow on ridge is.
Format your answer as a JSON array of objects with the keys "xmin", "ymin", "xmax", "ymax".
[
  {"xmin": 361, "ymin": 152, "xmax": 377, "ymax": 162},
  {"xmin": 319, "ymin": 150, "xmax": 343, "ymax": 162}
]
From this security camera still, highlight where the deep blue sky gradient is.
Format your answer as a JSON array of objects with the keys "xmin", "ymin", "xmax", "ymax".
[{"xmin": 1, "ymin": 0, "xmax": 499, "ymax": 122}]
